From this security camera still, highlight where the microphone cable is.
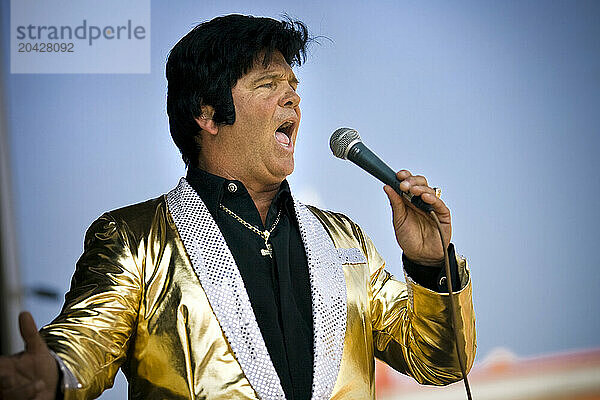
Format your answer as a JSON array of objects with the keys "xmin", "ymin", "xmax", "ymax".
[{"xmin": 430, "ymin": 210, "xmax": 473, "ymax": 400}]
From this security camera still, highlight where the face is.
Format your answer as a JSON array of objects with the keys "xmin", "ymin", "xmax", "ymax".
[{"xmin": 215, "ymin": 51, "xmax": 301, "ymax": 188}]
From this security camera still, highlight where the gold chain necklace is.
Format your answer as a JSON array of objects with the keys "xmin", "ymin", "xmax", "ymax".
[{"xmin": 219, "ymin": 204, "xmax": 282, "ymax": 258}]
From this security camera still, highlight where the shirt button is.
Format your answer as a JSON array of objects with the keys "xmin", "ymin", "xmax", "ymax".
[
  {"xmin": 438, "ymin": 276, "xmax": 447, "ymax": 287},
  {"xmin": 227, "ymin": 182, "xmax": 238, "ymax": 193}
]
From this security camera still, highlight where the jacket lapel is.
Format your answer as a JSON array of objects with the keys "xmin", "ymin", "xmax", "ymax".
[
  {"xmin": 292, "ymin": 198, "xmax": 347, "ymax": 400},
  {"xmin": 166, "ymin": 178, "xmax": 347, "ymax": 400},
  {"xmin": 167, "ymin": 178, "xmax": 286, "ymax": 400}
]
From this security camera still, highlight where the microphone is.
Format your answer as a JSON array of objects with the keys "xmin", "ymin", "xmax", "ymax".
[{"xmin": 330, "ymin": 127, "xmax": 433, "ymax": 213}]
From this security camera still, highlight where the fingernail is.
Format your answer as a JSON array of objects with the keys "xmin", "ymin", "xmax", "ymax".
[{"xmin": 35, "ymin": 380, "xmax": 45, "ymax": 390}]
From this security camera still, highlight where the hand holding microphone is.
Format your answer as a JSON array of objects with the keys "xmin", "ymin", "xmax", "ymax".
[{"xmin": 329, "ymin": 127, "xmax": 452, "ymax": 265}]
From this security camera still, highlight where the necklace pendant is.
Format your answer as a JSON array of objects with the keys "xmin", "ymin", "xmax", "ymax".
[{"xmin": 261, "ymin": 243, "xmax": 273, "ymax": 258}]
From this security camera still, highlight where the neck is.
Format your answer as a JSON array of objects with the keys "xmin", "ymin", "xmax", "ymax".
[
  {"xmin": 198, "ymin": 160, "xmax": 280, "ymax": 225},
  {"xmin": 245, "ymin": 184, "xmax": 280, "ymax": 225}
]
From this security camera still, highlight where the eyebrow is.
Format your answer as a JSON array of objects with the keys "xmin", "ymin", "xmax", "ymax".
[{"xmin": 252, "ymin": 72, "xmax": 299, "ymax": 86}]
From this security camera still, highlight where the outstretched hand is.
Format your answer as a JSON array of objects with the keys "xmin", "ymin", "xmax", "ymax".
[
  {"xmin": 0, "ymin": 312, "xmax": 58, "ymax": 400},
  {"xmin": 384, "ymin": 170, "xmax": 452, "ymax": 265}
]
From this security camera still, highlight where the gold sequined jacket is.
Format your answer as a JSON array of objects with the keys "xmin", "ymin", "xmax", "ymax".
[{"xmin": 40, "ymin": 178, "xmax": 476, "ymax": 400}]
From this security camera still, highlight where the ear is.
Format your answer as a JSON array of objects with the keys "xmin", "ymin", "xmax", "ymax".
[{"xmin": 194, "ymin": 105, "xmax": 218, "ymax": 136}]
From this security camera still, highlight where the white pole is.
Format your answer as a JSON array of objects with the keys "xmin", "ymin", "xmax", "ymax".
[{"xmin": 0, "ymin": 4, "xmax": 23, "ymax": 353}]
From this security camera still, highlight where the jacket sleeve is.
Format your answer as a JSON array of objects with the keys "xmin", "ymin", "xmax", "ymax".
[
  {"xmin": 362, "ymin": 227, "xmax": 477, "ymax": 386},
  {"xmin": 39, "ymin": 213, "xmax": 143, "ymax": 400}
]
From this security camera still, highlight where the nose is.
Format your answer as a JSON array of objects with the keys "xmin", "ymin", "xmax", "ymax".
[{"xmin": 279, "ymin": 86, "xmax": 301, "ymax": 108}]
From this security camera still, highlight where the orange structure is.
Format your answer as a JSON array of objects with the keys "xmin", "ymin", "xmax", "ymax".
[{"xmin": 376, "ymin": 348, "xmax": 600, "ymax": 400}]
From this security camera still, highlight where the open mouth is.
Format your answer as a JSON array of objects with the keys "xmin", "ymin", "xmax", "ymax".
[{"xmin": 275, "ymin": 121, "xmax": 294, "ymax": 147}]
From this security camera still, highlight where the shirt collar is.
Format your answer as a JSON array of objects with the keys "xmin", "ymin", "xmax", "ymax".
[{"xmin": 186, "ymin": 167, "xmax": 293, "ymax": 220}]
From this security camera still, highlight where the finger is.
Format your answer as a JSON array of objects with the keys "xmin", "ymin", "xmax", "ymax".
[
  {"xmin": 1, "ymin": 380, "xmax": 44, "ymax": 399},
  {"xmin": 402, "ymin": 183, "xmax": 450, "ymax": 217},
  {"xmin": 396, "ymin": 169, "xmax": 412, "ymax": 180},
  {"xmin": 383, "ymin": 185, "xmax": 407, "ymax": 217},
  {"xmin": 421, "ymin": 192, "xmax": 452, "ymax": 221},
  {"xmin": 18, "ymin": 312, "xmax": 45, "ymax": 354},
  {"xmin": 399, "ymin": 176, "xmax": 429, "ymax": 193},
  {"xmin": 406, "ymin": 184, "xmax": 436, "ymax": 197}
]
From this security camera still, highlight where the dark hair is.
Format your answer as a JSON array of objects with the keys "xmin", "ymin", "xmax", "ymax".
[{"xmin": 166, "ymin": 14, "xmax": 310, "ymax": 167}]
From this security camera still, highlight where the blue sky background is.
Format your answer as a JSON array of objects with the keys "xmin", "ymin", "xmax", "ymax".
[{"xmin": 2, "ymin": 1, "xmax": 599, "ymax": 397}]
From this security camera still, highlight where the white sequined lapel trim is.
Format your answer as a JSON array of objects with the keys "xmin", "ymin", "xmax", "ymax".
[
  {"xmin": 167, "ymin": 178, "xmax": 286, "ymax": 400},
  {"xmin": 336, "ymin": 247, "xmax": 367, "ymax": 265},
  {"xmin": 293, "ymin": 198, "xmax": 347, "ymax": 400}
]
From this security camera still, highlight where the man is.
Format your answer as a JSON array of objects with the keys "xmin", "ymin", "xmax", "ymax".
[{"xmin": 0, "ymin": 14, "xmax": 475, "ymax": 400}]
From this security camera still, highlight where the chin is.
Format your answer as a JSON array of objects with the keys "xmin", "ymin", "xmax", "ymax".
[{"xmin": 272, "ymin": 159, "xmax": 295, "ymax": 181}]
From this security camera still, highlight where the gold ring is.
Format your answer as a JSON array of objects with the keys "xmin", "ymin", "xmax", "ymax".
[{"xmin": 433, "ymin": 187, "xmax": 442, "ymax": 199}]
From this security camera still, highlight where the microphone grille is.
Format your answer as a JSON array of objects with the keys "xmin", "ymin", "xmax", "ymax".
[{"xmin": 330, "ymin": 128, "xmax": 361, "ymax": 159}]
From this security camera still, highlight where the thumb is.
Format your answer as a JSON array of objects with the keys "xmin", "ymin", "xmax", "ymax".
[
  {"xmin": 383, "ymin": 185, "xmax": 407, "ymax": 216},
  {"xmin": 18, "ymin": 311, "xmax": 46, "ymax": 353}
]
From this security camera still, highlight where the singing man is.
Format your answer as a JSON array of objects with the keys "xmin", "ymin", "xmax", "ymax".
[{"xmin": 0, "ymin": 14, "xmax": 475, "ymax": 400}]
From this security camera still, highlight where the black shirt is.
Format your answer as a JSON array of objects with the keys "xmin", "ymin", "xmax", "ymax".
[
  {"xmin": 185, "ymin": 167, "xmax": 460, "ymax": 400},
  {"xmin": 186, "ymin": 167, "xmax": 313, "ymax": 400}
]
